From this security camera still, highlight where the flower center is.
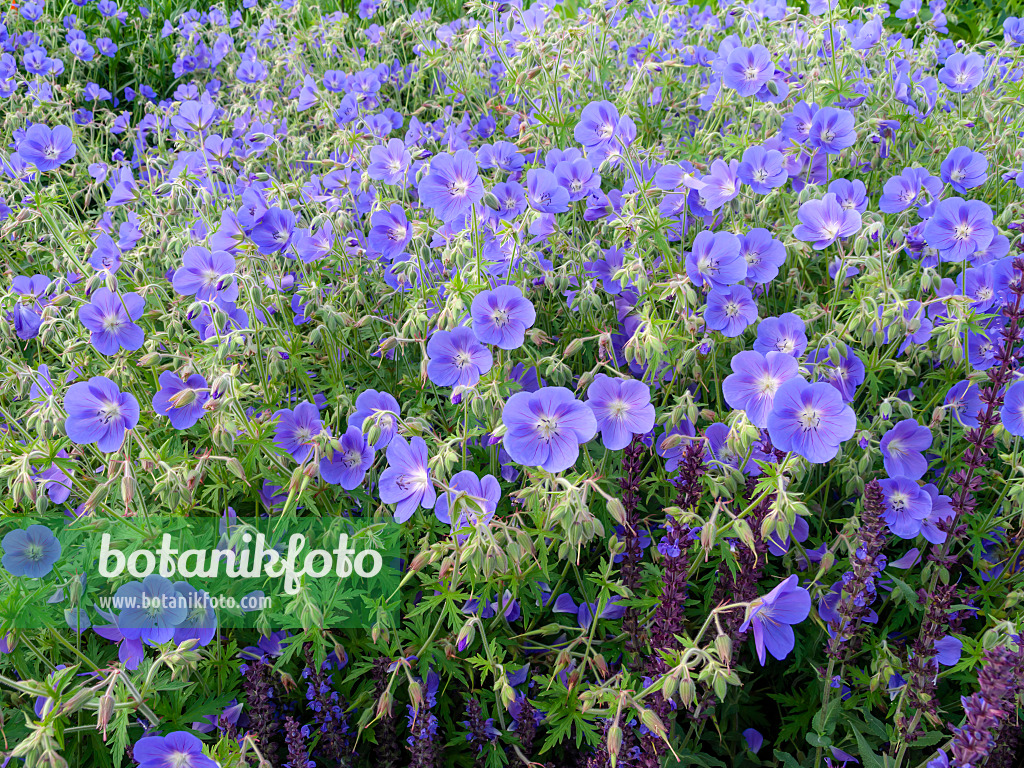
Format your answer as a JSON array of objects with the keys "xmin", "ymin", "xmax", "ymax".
[
  {"xmin": 202, "ymin": 268, "xmax": 221, "ymax": 287},
  {"xmin": 744, "ymin": 65, "xmax": 760, "ymax": 81},
  {"xmin": 724, "ymin": 301, "xmax": 740, "ymax": 317},
  {"xmin": 757, "ymin": 374, "xmax": 780, "ymax": 395},
  {"xmin": 455, "ymin": 351, "xmax": 473, "ymax": 369},
  {"xmin": 535, "ymin": 415, "xmax": 559, "ymax": 441},
  {"xmin": 953, "ymin": 223, "xmax": 972, "ymax": 241},
  {"xmin": 797, "ymin": 405, "xmax": 821, "ymax": 430},
  {"xmin": 98, "ymin": 401, "xmax": 122, "ymax": 424},
  {"xmin": 950, "ymin": 169, "xmax": 965, "ymax": 182},
  {"xmin": 102, "ymin": 312, "xmax": 123, "ymax": 332},
  {"xmin": 491, "ymin": 308, "xmax": 510, "ymax": 327},
  {"xmin": 45, "ymin": 145, "xmax": 59, "ymax": 159},
  {"xmin": 25, "ymin": 543, "xmax": 44, "ymax": 562},
  {"xmin": 776, "ymin": 338, "xmax": 795, "ymax": 352},
  {"xmin": 450, "ymin": 179, "xmax": 469, "ymax": 198}
]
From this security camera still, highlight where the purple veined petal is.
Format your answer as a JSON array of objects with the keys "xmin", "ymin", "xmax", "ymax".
[
  {"xmin": 552, "ymin": 593, "xmax": 579, "ymax": 614},
  {"xmin": 542, "ymin": 429, "xmax": 582, "ymax": 473},
  {"xmin": 757, "ymin": 617, "xmax": 796, "ymax": 662}
]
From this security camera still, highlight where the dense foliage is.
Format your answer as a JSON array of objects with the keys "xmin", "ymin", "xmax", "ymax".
[{"xmin": 1, "ymin": 0, "xmax": 1024, "ymax": 768}]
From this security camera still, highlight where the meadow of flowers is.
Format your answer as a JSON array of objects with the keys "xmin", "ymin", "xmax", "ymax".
[{"xmin": 1, "ymin": 0, "xmax": 1024, "ymax": 766}]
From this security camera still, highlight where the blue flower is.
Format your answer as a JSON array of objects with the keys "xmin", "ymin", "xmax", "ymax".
[{"xmin": 1, "ymin": 525, "xmax": 61, "ymax": 578}]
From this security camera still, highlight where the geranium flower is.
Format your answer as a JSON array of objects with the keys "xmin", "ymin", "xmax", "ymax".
[
  {"xmin": 1, "ymin": 525, "xmax": 61, "ymax": 578},
  {"xmin": 705, "ymin": 285, "xmax": 758, "ymax": 337},
  {"xmin": 368, "ymin": 203, "xmax": 412, "ymax": 260},
  {"xmin": 767, "ymin": 379, "xmax": 857, "ymax": 463},
  {"xmin": 938, "ymin": 52, "xmax": 984, "ymax": 93},
  {"xmin": 17, "ymin": 124, "xmax": 77, "ymax": 171},
  {"xmin": 470, "ymin": 286, "xmax": 535, "ymax": 350},
  {"xmin": 320, "ymin": 425, "xmax": 374, "ymax": 490},
  {"xmin": 501, "ymin": 387, "xmax": 597, "ymax": 473},
  {"xmin": 739, "ymin": 575, "xmax": 811, "ymax": 664},
  {"xmin": 250, "ymin": 207, "xmax": 296, "ymax": 255},
  {"xmin": 807, "ymin": 107, "xmax": 856, "ymax": 155},
  {"xmin": 923, "ymin": 197, "xmax": 993, "ymax": 262},
  {"xmin": 426, "ymin": 327, "xmax": 493, "ymax": 387},
  {"xmin": 273, "ymin": 401, "xmax": 325, "ymax": 464},
  {"xmin": 945, "ymin": 380, "xmax": 982, "ymax": 427},
  {"xmin": 418, "ymin": 150, "xmax": 484, "ymax": 223},
  {"xmin": 114, "ymin": 574, "xmax": 187, "ymax": 643},
  {"xmin": 151, "ymin": 372, "xmax": 209, "ymax": 430},
  {"xmin": 880, "ymin": 419, "xmax": 932, "ymax": 479},
  {"xmin": 724, "ymin": 351, "xmax": 801, "ymax": 428},
  {"xmin": 64, "ymin": 376, "xmax": 140, "ymax": 452},
  {"xmin": 435, "ymin": 470, "xmax": 500, "ymax": 526},
  {"xmin": 526, "ymin": 168, "xmax": 570, "ymax": 214},
  {"xmin": 172, "ymin": 247, "xmax": 238, "ymax": 302},
  {"xmin": 348, "ymin": 389, "xmax": 401, "ymax": 449},
  {"xmin": 879, "ymin": 476, "xmax": 932, "ymax": 538},
  {"xmin": 753, "ymin": 314, "xmax": 807, "ymax": 356},
  {"xmin": 133, "ymin": 731, "xmax": 217, "ymax": 768},
  {"xmin": 78, "ymin": 288, "xmax": 145, "ymax": 356},
  {"xmin": 722, "ymin": 45, "xmax": 774, "ymax": 97},
  {"xmin": 737, "ymin": 145, "xmax": 786, "ymax": 194},
  {"xmin": 739, "ymin": 229, "xmax": 786, "ymax": 284},
  {"xmin": 940, "ymin": 147, "xmax": 987, "ymax": 194},
  {"xmin": 792, "ymin": 193, "xmax": 861, "ymax": 250},
  {"xmin": 1000, "ymin": 381, "xmax": 1024, "ymax": 437},
  {"xmin": 585, "ymin": 374, "xmax": 655, "ymax": 450},
  {"xmin": 686, "ymin": 230, "xmax": 745, "ymax": 290},
  {"xmin": 379, "ymin": 436, "xmax": 436, "ymax": 523}
]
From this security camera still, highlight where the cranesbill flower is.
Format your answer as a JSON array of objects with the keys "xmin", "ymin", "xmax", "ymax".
[
  {"xmin": 367, "ymin": 138, "xmax": 411, "ymax": 185},
  {"xmin": 115, "ymin": 574, "xmax": 187, "ymax": 643},
  {"xmin": 701, "ymin": 159, "xmax": 742, "ymax": 209},
  {"xmin": 1, "ymin": 525, "xmax": 61, "ymax": 578},
  {"xmin": 754, "ymin": 313, "xmax": 807, "ymax": 356},
  {"xmin": 938, "ymin": 52, "xmax": 985, "ymax": 93},
  {"xmin": 739, "ymin": 229, "xmax": 786, "ymax": 284},
  {"xmin": 151, "ymin": 371, "xmax": 209, "ymax": 430},
  {"xmin": 792, "ymin": 193, "xmax": 861, "ymax": 250},
  {"xmin": 349, "ymin": 389, "xmax": 401, "ymax": 449},
  {"xmin": 807, "ymin": 108, "xmax": 856, "ymax": 155},
  {"xmin": 426, "ymin": 326, "xmax": 493, "ymax": 387},
  {"xmin": 250, "ymin": 207, "xmax": 296, "ymax": 255},
  {"xmin": 133, "ymin": 731, "xmax": 217, "ymax": 768},
  {"xmin": 739, "ymin": 575, "xmax": 811, "ymax": 665},
  {"xmin": 1000, "ymin": 381, "xmax": 1024, "ymax": 437},
  {"xmin": 880, "ymin": 419, "xmax": 932, "ymax": 480},
  {"xmin": 923, "ymin": 197, "xmax": 994, "ymax": 262},
  {"xmin": 807, "ymin": 346, "xmax": 865, "ymax": 402},
  {"xmin": 573, "ymin": 101, "xmax": 621, "ymax": 149},
  {"xmin": 172, "ymin": 247, "xmax": 237, "ymax": 302},
  {"xmin": 828, "ymin": 179, "xmax": 868, "ymax": 213},
  {"xmin": 878, "ymin": 167, "xmax": 943, "ymax": 215},
  {"xmin": 737, "ymin": 146, "xmax": 787, "ymax": 194},
  {"xmin": 767, "ymin": 380, "xmax": 856, "ymax": 463},
  {"xmin": 686, "ymin": 230, "xmax": 745, "ymax": 289},
  {"xmin": 418, "ymin": 150, "xmax": 484, "ymax": 223},
  {"xmin": 320, "ymin": 425, "xmax": 374, "ymax": 490},
  {"xmin": 273, "ymin": 401, "xmax": 325, "ymax": 464},
  {"xmin": 435, "ymin": 470, "xmax": 500, "ymax": 526},
  {"xmin": 585, "ymin": 374, "xmax": 655, "ymax": 450},
  {"xmin": 78, "ymin": 288, "xmax": 145, "ymax": 356},
  {"xmin": 879, "ymin": 476, "xmax": 932, "ymax": 539},
  {"xmin": 920, "ymin": 483, "xmax": 955, "ymax": 544},
  {"xmin": 940, "ymin": 147, "xmax": 987, "ymax": 194},
  {"xmin": 64, "ymin": 376, "xmax": 139, "ymax": 452},
  {"xmin": 526, "ymin": 168, "xmax": 570, "ymax": 214},
  {"xmin": 705, "ymin": 285, "xmax": 758, "ymax": 337},
  {"xmin": 368, "ymin": 203, "xmax": 412, "ymax": 260},
  {"xmin": 17, "ymin": 124, "xmax": 77, "ymax": 171},
  {"xmin": 722, "ymin": 45, "xmax": 774, "ymax": 97},
  {"xmin": 379, "ymin": 436, "xmax": 435, "ymax": 523},
  {"xmin": 945, "ymin": 380, "xmax": 982, "ymax": 427},
  {"xmin": 502, "ymin": 387, "xmax": 597, "ymax": 473},
  {"xmin": 723, "ymin": 351, "xmax": 801, "ymax": 428},
  {"xmin": 471, "ymin": 286, "xmax": 536, "ymax": 349}
]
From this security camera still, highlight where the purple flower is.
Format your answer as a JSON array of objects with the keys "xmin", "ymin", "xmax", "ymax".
[
  {"xmin": 435, "ymin": 470, "xmax": 500, "ymax": 526},
  {"xmin": 807, "ymin": 346, "xmax": 865, "ymax": 402},
  {"xmin": 807, "ymin": 108, "xmax": 856, "ymax": 155},
  {"xmin": 940, "ymin": 147, "xmax": 987, "ymax": 194},
  {"xmin": 502, "ymin": 387, "xmax": 597, "ymax": 473},
  {"xmin": 17, "ymin": 124, "xmax": 77, "ymax": 171},
  {"xmin": 172, "ymin": 247, "xmax": 237, "ymax": 303},
  {"xmin": 35, "ymin": 450, "xmax": 73, "ymax": 504},
  {"xmin": 879, "ymin": 476, "xmax": 932, "ymax": 539},
  {"xmin": 320, "ymin": 426, "xmax": 374, "ymax": 490},
  {"xmin": 173, "ymin": 583, "xmax": 217, "ymax": 647},
  {"xmin": 945, "ymin": 380, "xmax": 982, "ymax": 427},
  {"xmin": 743, "ymin": 728, "xmax": 764, "ymax": 754},
  {"xmin": 152, "ymin": 372, "xmax": 209, "ymax": 430},
  {"xmin": 379, "ymin": 436, "xmax": 435, "ymax": 523},
  {"xmin": 273, "ymin": 401, "xmax": 325, "ymax": 463},
  {"xmin": 78, "ymin": 288, "xmax": 145, "ymax": 356},
  {"xmin": 724, "ymin": 351, "xmax": 801, "ymax": 428},
  {"xmin": 585, "ymin": 374, "xmax": 655, "ymax": 450},
  {"xmin": 470, "ymin": 286, "xmax": 536, "ymax": 350},
  {"xmin": 573, "ymin": 100, "xmax": 621, "ymax": 149},
  {"xmin": 418, "ymin": 150, "xmax": 484, "ymax": 223},
  {"xmin": 880, "ymin": 419, "xmax": 932, "ymax": 480},
  {"xmin": 9, "ymin": 274, "xmax": 51, "ymax": 340},
  {"xmin": 740, "ymin": 228, "xmax": 786, "ymax": 284},
  {"xmin": 64, "ymin": 376, "xmax": 139, "ymax": 452},
  {"xmin": 828, "ymin": 179, "xmax": 868, "ymax": 213},
  {"xmin": 1, "ymin": 525, "xmax": 61, "ymax": 578},
  {"xmin": 767, "ymin": 380, "xmax": 856, "ymax": 463},
  {"xmin": 701, "ymin": 159, "xmax": 742, "ymax": 209},
  {"xmin": 133, "ymin": 731, "xmax": 217, "ymax": 768},
  {"xmin": 426, "ymin": 326, "xmax": 493, "ymax": 388},
  {"xmin": 686, "ymin": 230, "xmax": 745, "ymax": 290},
  {"xmin": 368, "ymin": 138, "xmax": 411, "ymax": 185},
  {"xmin": 737, "ymin": 146, "xmax": 786, "ymax": 195},
  {"xmin": 739, "ymin": 575, "xmax": 811, "ymax": 665},
  {"xmin": 938, "ymin": 52, "xmax": 985, "ymax": 93},
  {"xmin": 754, "ymin": 313, "xmax": 807, "ymax": 356},
  {"xmin": 920, "ymin": 484, "xmax": 955, "ymax": 544},
  {"xmin": 552, "ymin": 593, "xmax": 625, "ymax": 629},
  {"xmin": 368, "ymin": 203, "xmax": 411, "ymax": 260},
  {"xmin": 923, "ymin": 197, "xmax": 994, "ymax": 262},
  {"xmin": 792, "ymin": 193, "xmax": 861, "ymax": 250},
  {"xmin": 1000, "ymin": 381, "xmax": 1024, "ymax": 437},
  {"xmin": 705, "ymin": 285, "xmax": 758, "ymax": 337},
  {"xmin": 878, "ymin": 167, "xmax": 942, "ymax": 214},
  {"xmin": 526, "ymin": 168, "xmax": 570, "ymax": 214},
  {"xmin": 115, "ymin": 574, "xmax": 187, "ymax": 643},
  {"xmin": 722, "ymin": 45, "xmax": 774, "ymax": 97},
  {"xmin": 250, "ymin": 207, "xmax": 296, "ymax": 255},
  {"xmin": 349, "ymin": 389, "xmax": 401, "ymax": 449}
]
